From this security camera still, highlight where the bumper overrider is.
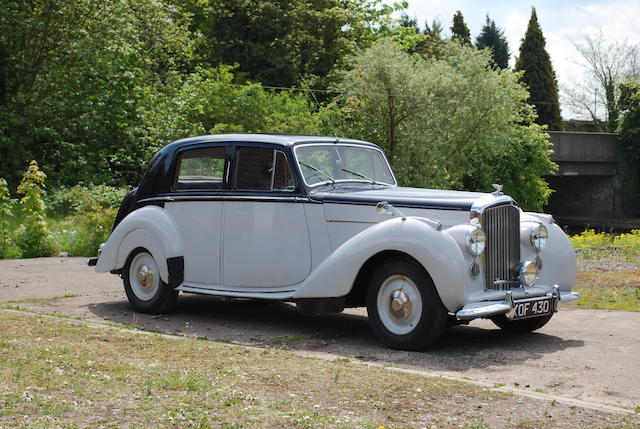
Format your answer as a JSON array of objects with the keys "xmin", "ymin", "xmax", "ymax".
[{"xmin": 456, "ymin": 285, "xmax": 580, "ymax": 321}]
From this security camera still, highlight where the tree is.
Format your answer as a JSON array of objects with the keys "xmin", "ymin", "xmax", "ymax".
[
  {"xmin": 176, "ymin": 0, "xmax": 397, "ymax": 89},
  {"xmin": 332, "ymin": 38, "xmax": 556, "ymax": 210},
  {"xmin": 515, "ymin": 8, "xmax": 562, "ymax": 130},
  {"xmin": 617, "ymin": 77, "xmax": 640, "ymax": 215},
  {"xmin": 418, "ymin": 18, "xmax": 445, "ymax": 59},
  {"xmin": 563, "ymin": 32, "xmax": 639, "ymax": 132},
  {"xmin": 450, "ymin": 11, "xmax": 471, "ymax": 46},
  {"xmin": 0, "ymin": 0, "xmax": 193, "ymax": 188},
  {"xmin": 476, "ymin": 15, "xmax": 510, "ymax": 69}
]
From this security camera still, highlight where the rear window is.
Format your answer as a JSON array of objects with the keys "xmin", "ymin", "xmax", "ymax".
[{"xmin": 175, "ymin": 147, "xmax": 227, "ymax": 190}]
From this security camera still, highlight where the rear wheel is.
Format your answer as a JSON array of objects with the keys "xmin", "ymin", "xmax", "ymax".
[
  {"xmin": 123, "ymin": 249, "xmax": 178, "ymax": 314},
  {"xmin": 366, "ymin": 257, "xmax": 447, "ymax": 350},
  {"xmin": 491, "ymin": 314, "xmax": 553, "ymax": 333}
]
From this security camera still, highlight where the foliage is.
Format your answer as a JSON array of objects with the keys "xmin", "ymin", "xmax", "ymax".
[
  {"xmin": 47, "ymin": 185, "xmax": 129, "ymax": 217},
  {"xmin": 570, "ymin": 229, "xmax": 640, "ymax": 260},
  {"xmin": 331, "ymin": 38, "xmax": 556, "ymax": 210},
  {"xmin": 515, "ymin": 8, "xmax": 562, "ymax": 130},
  {"xmin": 56, "ymin": 208, "xmax": 118, "ymax": 257},
  {"xmin": 175, "ymin": 0, "xmax": 400, "ymax": 89},
  {"xmin": 14, "ymin": 161, "xmax": 57, "ymax": 257},
  {"xmin": 563, "ymin": 32, "xmax": 638, "ymax": 132},
  {"xmin": 617, "ymin": 77, "xmax": 640, "ymax": 215},
  {"xmin": 143, "ymin": 65, "xmax": 329, "ymax": 146},
  {"xmin": 450, "ymin": 11, "xmax": 471, "ymax": 46},
  {"xmin": 0, "ymin": 0, "xmax": 193, "ymax": 188},
  {"xmin": 0, "ymin": 177, "xmax": 18, "ymax": 258},
  {"xmin": 475, "ymin": 15, "xmax": 510, "ymax": 69}
]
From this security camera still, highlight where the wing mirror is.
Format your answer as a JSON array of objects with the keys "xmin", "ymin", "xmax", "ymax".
[{"xmin": 375, "ymin": 201, "xmax": 406, "ymax": 221}]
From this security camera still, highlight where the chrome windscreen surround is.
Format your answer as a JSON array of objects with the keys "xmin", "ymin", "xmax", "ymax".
[{"xmin": 481, "ymin": 203, "xmax": 521, "ymax": 290}]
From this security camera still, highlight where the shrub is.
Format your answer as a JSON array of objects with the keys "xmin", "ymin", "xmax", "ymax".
[
  {"xmin": 570, "ymin": 229, "xmax": 612, "ymax": 249},
  {"xmin": 47, "ymin": 185, "xmax": 128, "ymax": 217},
  {"xmin": 15, "ymin": 161, "xmax": 58, "ymax": 257},
  {"xmin": 0, "ymin": 177, "xmax": 18, "ymax": 258},
  {"xmin": 72, "ymin": 206, "xmax": 118, "ymax": 256}
]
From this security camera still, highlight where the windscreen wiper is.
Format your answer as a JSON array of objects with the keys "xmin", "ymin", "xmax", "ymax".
[
  {"xmin": 341, "ymin": 168, "xmax": 380, "ymax": 185},
  {"xmin": 299, "ymin": 161, "xmax": 335, "ymax": 185}
]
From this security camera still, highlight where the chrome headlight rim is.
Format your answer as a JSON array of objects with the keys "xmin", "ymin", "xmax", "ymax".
[
  {"xmin": 530, "ymin": 223, "xmax": 548, "ymax": 251},
  {"xmin": 465, "ymin": 227, "xmax": 486, "ymax": 257},
  {"xmin": 518, "ymin": 260, "xmax": 538, "ymax": 287}
]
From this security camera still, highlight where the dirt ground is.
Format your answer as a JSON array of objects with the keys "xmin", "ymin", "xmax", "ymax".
[{"xmin": 1, "ymin": 257, "xmax": 639, "ymax": 412}]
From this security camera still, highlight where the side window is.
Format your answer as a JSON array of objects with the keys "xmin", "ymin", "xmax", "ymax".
[
  {"xmin": 175, "ymin": 147, "xmax": 226, "ymax": 190},
  {"xmin": 234, "ymin": 147, "xmax": 295, "ymax": 191}
]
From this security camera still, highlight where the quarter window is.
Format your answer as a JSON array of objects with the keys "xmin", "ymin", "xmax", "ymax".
[
  {"xmin": 234, "ymin": 147, "xmax": 295, "ymax": 191},
  {"xmin": 175, "ymin": 147, "xmax": 226, "ymax": 190}
]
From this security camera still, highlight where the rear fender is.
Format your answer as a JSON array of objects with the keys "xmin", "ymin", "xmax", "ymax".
[
  {"xmin": 292, "ymin": 217, "xmax": 467, "ymax": 312},
  {"xmin": 95, "ymin": 205, "xmax": 183, "ymax": 283}
]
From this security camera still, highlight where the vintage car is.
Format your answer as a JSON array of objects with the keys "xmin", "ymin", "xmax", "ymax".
[{"xmin": 89, "ymin": 134, "xmax": 579, "ymax": 350}]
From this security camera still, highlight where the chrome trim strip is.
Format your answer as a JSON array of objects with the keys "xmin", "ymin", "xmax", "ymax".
[
  {"xmin": 456, "ymin": 301, "xmax": 512, "ymax": 320},
  {"xmin": 176, "ymin": 284, "xmax": 295, "ymax": 300},
  {"xmin": 139, "ymin": 195, "xmax": 310, "ymax": 203},
  {"xmin": 560, "ymin": 291, "xmax": 580, "ymax": 302}
]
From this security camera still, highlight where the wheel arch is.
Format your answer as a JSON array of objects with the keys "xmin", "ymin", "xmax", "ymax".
[
  {"xmin": 346, "ymin": 250, "xmax": 428, "ymax": 307},
  {"xmin": 293, "ymin": 217, "xmax": 467, "ymax": 312},
  {"xmin": 95, "ymin": 205, "xmax": 184, "ymax": 284}
]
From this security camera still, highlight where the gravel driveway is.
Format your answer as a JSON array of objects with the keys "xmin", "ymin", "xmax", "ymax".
[{"xmin": 1, "ymin": 257, "xmax": 639, "ymax": 411}]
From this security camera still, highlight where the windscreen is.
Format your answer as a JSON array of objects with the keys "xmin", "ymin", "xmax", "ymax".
[{"xmin": 295, "ymin": 145, "xmax": 395, "ymax": 186}]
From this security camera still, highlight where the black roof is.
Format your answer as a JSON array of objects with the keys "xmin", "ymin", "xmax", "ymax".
[
  {"xmin": 135, "ymin": 134, "xmax": 381, "ymax": 201},
  {"xmin": 165, "ymin": 133, "xmax": 377, "ymax": 149}
]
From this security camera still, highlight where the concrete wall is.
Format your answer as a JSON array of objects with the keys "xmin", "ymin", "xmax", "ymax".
[{"xmin": 543, "ymin": 131, "xmax": 632, "ymax": 228}]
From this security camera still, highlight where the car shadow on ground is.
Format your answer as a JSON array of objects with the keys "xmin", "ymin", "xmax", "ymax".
[{"xmin": 87, "ymin": 294, "xmax": 584, "ymax": 372}]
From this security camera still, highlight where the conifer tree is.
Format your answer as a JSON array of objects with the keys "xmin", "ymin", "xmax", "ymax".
[
  {"xmin": 476, "ymin": 15, "xmax": 510, "ymax": 69},
  {"xmin": 515, "ymin": 8, "xmax": 562, "ymax": 129},
  {"xmin": 450, "ymin": 11, "xmax": 471, "ymax": 46}
]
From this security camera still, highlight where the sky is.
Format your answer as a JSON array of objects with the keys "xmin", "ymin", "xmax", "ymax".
[{"xmin": 396, "ymin": 0, "xmax": 640, "ymax": 119}]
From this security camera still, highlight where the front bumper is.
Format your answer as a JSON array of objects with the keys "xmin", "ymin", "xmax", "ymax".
[{"xmin": 455, "ymin": 285, "xmax": 579, "ymax": 321}]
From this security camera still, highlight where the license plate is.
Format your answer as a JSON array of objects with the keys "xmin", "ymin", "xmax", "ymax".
[{"xmin": 511, "ymin": 298, "xmax": 554, "ymax": 320}]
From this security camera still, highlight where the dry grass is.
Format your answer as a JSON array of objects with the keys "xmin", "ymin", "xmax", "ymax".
[
  {"xmin": 1, "ymin": 311, "xmax": 637, "ymax": 428},
  {"xmin": 572, "ymin": 269, "xmax": 640, "ymax": 312}
]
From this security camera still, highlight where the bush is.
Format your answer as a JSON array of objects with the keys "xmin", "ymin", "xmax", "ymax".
[
  {"xmin": 15, "ymin": 161, "xmax": 58, "ymax": 257},
  {"xmin": 0, "ymin": 177, "xmax": 19, "ymax": 258},
  {"xmin": 47, "ymin": 185, "xmax": 128, "ymax": 217}
]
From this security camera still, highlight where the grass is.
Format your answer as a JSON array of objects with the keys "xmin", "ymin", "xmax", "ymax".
[
  {"xmin": 1, "ymin": 311, "xmax": 637, "ymax": 428},
  {"xmin": 573, "ymin": 270, "xmax": 640, "ymax": 311},
  {"xmin": 3, "ymin": 293, "xmax": 80, "ymax": 304},
  {"xmin": 569, "ymin": 229, "xmax": 640, "ymax": 312}
]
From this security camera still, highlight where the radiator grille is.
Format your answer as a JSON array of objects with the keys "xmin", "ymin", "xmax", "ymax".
[{"xmin": 482, "ymin": 204, "xmax": 520, "ymax": 290}]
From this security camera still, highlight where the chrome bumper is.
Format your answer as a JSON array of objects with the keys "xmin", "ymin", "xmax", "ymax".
[{"xmin": 456, "ymin": 285, "xmax": 580, "ymax": 321}]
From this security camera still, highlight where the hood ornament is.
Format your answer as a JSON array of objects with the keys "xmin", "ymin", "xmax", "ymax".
[{"xmin": 491, "ymin": 183, "xmax": 503, "ymax": 196}]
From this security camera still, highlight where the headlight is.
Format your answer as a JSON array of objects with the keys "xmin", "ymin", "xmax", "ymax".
[
  {"xmin": 530, "ymin": 224, "xmax": 548, "ymax": 251},
  {"xmin": 519, "ymin": 261, "xmax": 538, "ymax": 287},
  {"xmin": 466, "ymin": 228, "xmax": 486, "ymax": 256}
]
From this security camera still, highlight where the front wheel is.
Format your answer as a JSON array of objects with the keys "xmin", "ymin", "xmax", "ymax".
[
  {"xmin": 366, "ymin": 257, "xmax": 447, "ymax": 350},
  {"xmin": 123, "ymin": 249, "xmax": 178, "ymax": 314},
  {"xmin": 491, "ymin": 314, "xmax": 553, "ymax": 333}
]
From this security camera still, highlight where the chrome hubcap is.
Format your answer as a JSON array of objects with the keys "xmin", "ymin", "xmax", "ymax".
[
  {"xmin": 390, "ymin": 289, "xmax": 412, "ymax": 320},
  {"xmin": 136, "ymin": 264, "xmax": 153, "ymax": 289},
  {"xmin": 376, "ymin": 275, "xmax": 422, "ymax": 335},
  {"xmin": 129, "ymin": 252, "xmax": 160, "ymax": 301}
]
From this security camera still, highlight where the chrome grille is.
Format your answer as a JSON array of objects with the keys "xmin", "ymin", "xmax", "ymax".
[{"xmin": 482, "ymin": 204, "xmax": 520, "ymax": 290}]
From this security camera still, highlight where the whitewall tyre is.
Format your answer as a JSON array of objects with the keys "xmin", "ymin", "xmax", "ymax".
[
  {"xmin": 366, "ymin": 257, "xmax": 447, "ymax": 350},
  {"xmin": 123, "ymin": 249, "xmax": 178, "ymax": 314}
]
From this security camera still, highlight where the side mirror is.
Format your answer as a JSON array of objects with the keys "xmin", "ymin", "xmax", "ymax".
[{"xmin": 375, "ymin": 201, "xmax": 406, "ymax": 221}]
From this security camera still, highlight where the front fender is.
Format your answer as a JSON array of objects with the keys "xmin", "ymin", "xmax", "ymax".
[
  {"xmin": 292, "ymin": 217, "xmax": 467, "ymax": 312},
  {"xmin": 95, "ymin": 205, "xmax": 183, "ymax": 283}
]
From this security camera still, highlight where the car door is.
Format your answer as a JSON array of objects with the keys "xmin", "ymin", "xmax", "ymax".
[
  {"xmin": 165, "ymin": 145, "xmax": 228, "ymax": 286},
  {"xmin": 222, "ymin": 145, "xmax": 312, "ymax": 288}
]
